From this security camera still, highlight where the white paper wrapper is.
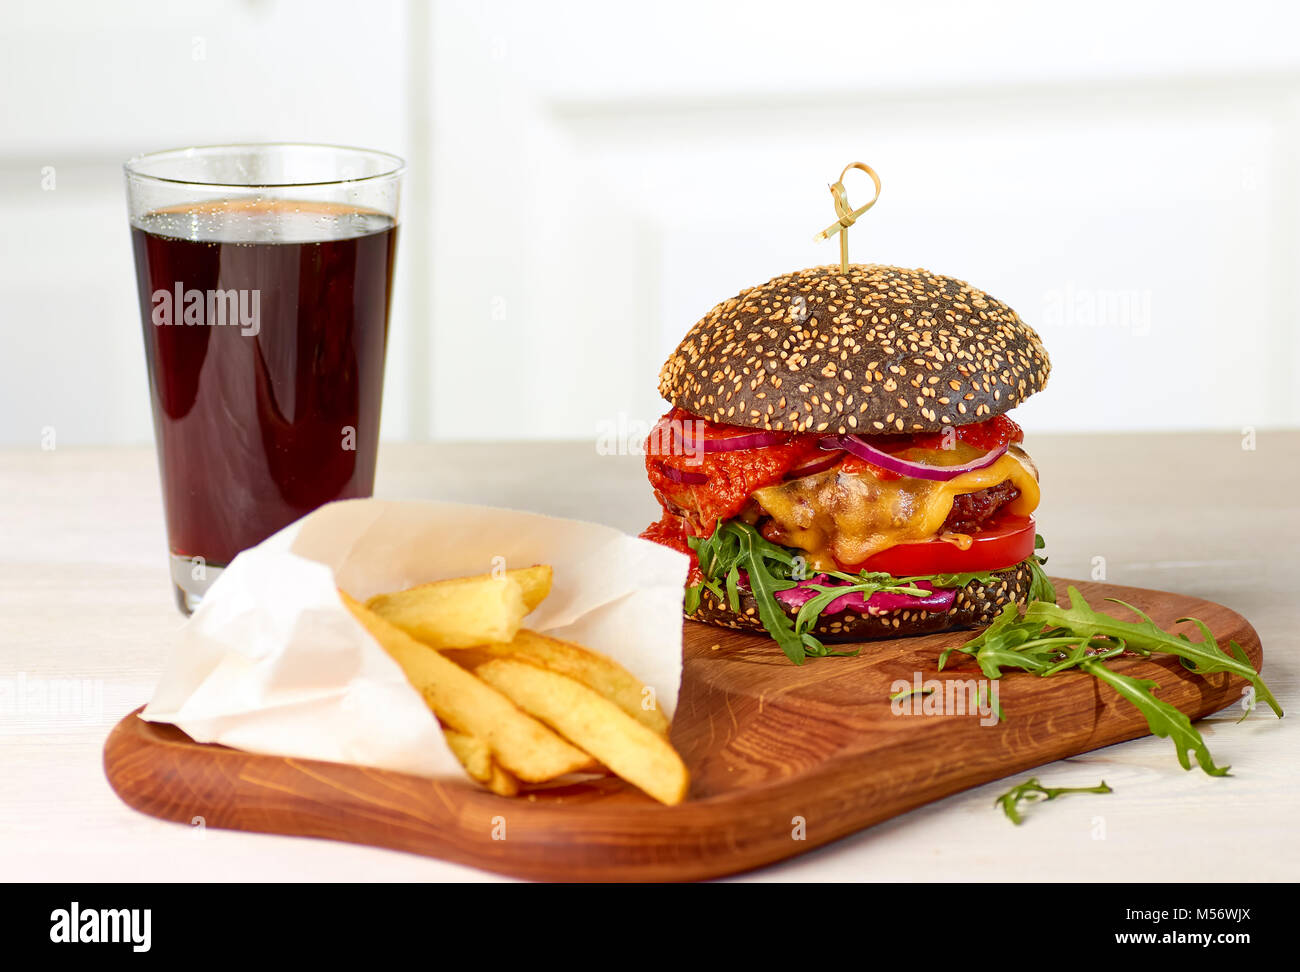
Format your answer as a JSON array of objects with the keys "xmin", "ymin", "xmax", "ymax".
[{"xmin": 141, "ymin": 498, "xmax": 690, "ymax": 779}]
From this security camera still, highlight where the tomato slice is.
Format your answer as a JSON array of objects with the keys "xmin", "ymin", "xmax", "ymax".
[{"xmin": 852, "ymin": 514, "xmax": 1038, "ymax": 575}]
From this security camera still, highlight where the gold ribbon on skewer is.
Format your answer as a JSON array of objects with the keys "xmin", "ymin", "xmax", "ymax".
[{"xmin": 815, "ymin": 162, "xmax": 882, "ymax": 272}]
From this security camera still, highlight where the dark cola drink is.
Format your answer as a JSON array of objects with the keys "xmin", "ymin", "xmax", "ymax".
[{"xmin": 130, "ymin": 199, "xmax": 397, "ymax": 590}]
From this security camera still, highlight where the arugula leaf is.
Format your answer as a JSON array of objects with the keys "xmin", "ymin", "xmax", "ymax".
[
  {"xmin": 945, "ymin": 578, "xmax": 1281, "ymax": 776},
  {"xmin": 791, "ymin": 579, "xmax": 926, "ymax": 633},
  {"xmin": 724, "ymin": 563, "xmax": 741, "ymax": 612},
  {"xmin": 1026, "ymin": 555, "xmax": 1057, "ymax": 604},
  {"xmin": 729, "ymin": 521, "xmax": 807, "ymax": 664},
  {"xmin": 1025, "ymin": 587, "xmax": 1283, "ymax": 718},
  {"xmin": 1079, "ymin": 658, "xmax": 1230, "ymax": 776},
  {"xmin": 978, "ymin": 680, "xmax": 1004, "ymax": 724},
  {"xmin": 924, "ymin": 569, "xmax": 999, "ymax": 588},
  {"xmin": 994, "ymin": 776, "xmax": 1112, "ymax": 825},
  {"xmin": 685, "ymin": 520, "xmax": 999, "ymax": 665}
]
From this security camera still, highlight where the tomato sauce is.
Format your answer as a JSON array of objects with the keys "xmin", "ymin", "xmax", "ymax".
[
  {"xmin": 639, "ymin": 509, "xmax": 704, "ymax": 585},
  {"xmin": 908, "ymin": 414, "xmax": 1024, "ymax": 452},
  {"xmin": 644, "ymin": 409, "xmax": 822, "ymax": 531}
]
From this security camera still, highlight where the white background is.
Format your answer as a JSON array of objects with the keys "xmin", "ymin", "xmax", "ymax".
[{"xmin": 2, "ymin": 0, "xmax": 1298, "ymax": 445}]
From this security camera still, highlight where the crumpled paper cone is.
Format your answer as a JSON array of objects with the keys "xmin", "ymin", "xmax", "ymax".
[{"xmin": 142, "ymin": 498, "xmax": 689, "ymax": 779}]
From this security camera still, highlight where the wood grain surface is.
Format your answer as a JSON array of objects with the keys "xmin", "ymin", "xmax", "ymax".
[{"xmin": 102, "ymin": 578, "xmax": 1263, "ymax": 882}]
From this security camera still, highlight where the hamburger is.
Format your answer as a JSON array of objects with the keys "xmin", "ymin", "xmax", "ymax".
[{"xmin": 639, "ymin": 264, "xmax": 1054, "ymax": 663}]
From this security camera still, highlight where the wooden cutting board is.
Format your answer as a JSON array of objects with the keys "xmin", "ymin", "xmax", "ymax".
[{"xmin": 103, "ymin": 579, "xmax": 1262, "ymax": 881}]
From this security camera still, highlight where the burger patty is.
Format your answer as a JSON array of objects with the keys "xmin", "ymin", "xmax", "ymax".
[{"xmin": 942, "ymin": 479, "xmax": 1020, "ymax": 533}]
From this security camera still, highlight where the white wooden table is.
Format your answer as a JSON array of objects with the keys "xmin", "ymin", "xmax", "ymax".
[{"xmin": 2, "ymin": 435, "xmax": 1297, "ymax": 882}]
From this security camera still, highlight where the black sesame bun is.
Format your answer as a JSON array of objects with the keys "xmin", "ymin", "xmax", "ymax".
[
  {"xmin": 658, "ymin": 264, "xmax": 1050, "ymax": 434},
  {"xmin": 689, "ymin": 561, "xmax": 1034, "ymax": 642}
]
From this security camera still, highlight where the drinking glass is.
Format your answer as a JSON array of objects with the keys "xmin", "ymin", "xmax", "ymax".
[{"xmin": 124, "ymin": 144, "xmax": 403, "ymax": 613}]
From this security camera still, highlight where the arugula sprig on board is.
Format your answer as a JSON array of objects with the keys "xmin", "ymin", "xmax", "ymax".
[
  {"xmin": 687, "ymin": 520, "xmax": 994, "ymax": 665},
  {"xmin": 941, "ymin": 584, "xmax": 1282, "ymax": 775},
  {"xmin": 994, "ymin": 777, "xmax": 1112, "ymax": 825}
]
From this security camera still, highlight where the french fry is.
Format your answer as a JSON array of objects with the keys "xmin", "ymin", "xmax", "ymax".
[
  {"xmin": 473, "ymin": 658, "xmax": 689, "ymax": 806},
  {"xmin": 447, "ymin": 629, "xmax": 670, "ymax": 738},
  {"xmin": 485, "ymin": 761, "xmax": 520, "ymax": 797},
  {"xmin": 442, "ymin": 729, "xmax": 492, "ymax": 781},
  {"xmin": 364, "ymin": 571, "xmax": 537, "ymax": 648},
  {"xmin": 507, "ymin": 565, "xmax": 553, "ymax": 612},
  {"xmin": 340, "ymin": 592, "xmax": 593, "ymax": 781},
  {"xmin": 442, "ymin": 728, "xmax": 520, "ymax": 796}
]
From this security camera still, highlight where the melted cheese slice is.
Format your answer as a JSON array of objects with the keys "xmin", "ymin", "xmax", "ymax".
[{"xmin": 751, "ymin": 448, "xmax": 1040, "ymax": 569}]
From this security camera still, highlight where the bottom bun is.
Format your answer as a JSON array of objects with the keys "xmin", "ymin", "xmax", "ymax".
[{"xmin": 688, "ymin": 560, "xmax": 1034, "ymax": 642}]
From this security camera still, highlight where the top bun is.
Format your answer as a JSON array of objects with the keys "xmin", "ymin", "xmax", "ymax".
[{"xmin": 658, "ymin": 264, "xmax": 1050, "ymax": 434}]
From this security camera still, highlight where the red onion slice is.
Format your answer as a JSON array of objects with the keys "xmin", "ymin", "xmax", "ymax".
[
  {"xmin": 675, "ymin": 422, "xmax": 789, "ymax": 454},
  {"xmin": 820, "ymin": 434, "xmax": 1007, "ymax": 482},
  {"xmin": 657, "ymin": 462, "xmax": 708, "ymax": 485}
]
